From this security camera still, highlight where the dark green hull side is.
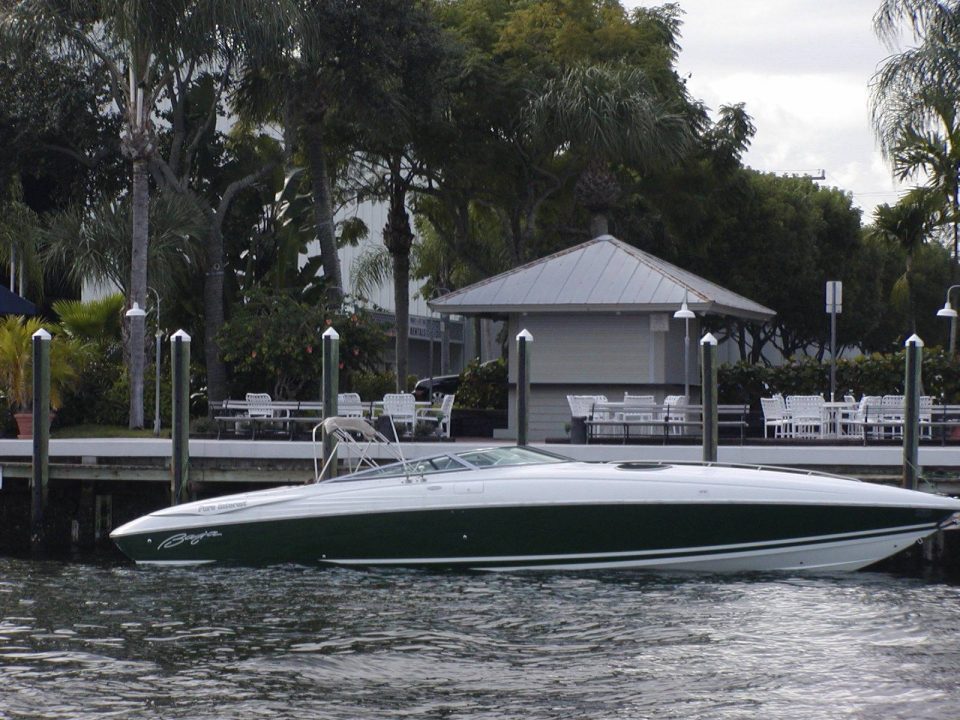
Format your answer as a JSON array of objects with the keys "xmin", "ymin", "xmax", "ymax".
[{"xmin": 113, "ymin": 503, "xmax": 951, "ymax": 569}]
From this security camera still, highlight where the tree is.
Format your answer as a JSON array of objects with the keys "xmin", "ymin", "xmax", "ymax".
[
  {"xmin": 526, "ymin": 62, "xmax": 694, "ymax": 238},
  {"xmin": 871, "ymin": 0, "xmax": 960, "ymax": 259},
  {"xmin": 430, "ymin": 0, "xmax": 694, "ymax": 265},
  {"xmin": 343, "ymin": 0, "xmax": 460, "ymax": 390},
  {"xmin": 869, "ymin": 187, "xmax": 942, "ymax": 333},
  {"xmin": 1, "ymin": 0, "xmax": 291, "ymax": 426}
]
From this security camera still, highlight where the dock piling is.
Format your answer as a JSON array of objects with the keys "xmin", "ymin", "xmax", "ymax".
[
  {"xmin": 321, "ymin": 327, "xmax": 339, "ymax": 479},
  {"xmin": 30, "ymin": 328, "xmax": 51, "ymax": 547},
  {"xmin": 516, "ymin": 329, "xmax": 533, "ymax": 446},
  {"xmin": 170, "ymin": 330, "xmax": 191, "ymax": 504},
  {"xmin": 701, "ymin": 333, "xmax": 718, "ymax": 462},
  {"xmin": 903, "ymin": 334, "xmax": 922, "ymax": 490}
]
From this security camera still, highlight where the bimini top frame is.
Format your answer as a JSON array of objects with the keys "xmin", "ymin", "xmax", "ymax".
[{"xmin": 311, "ymin": 416, "xmax": 408, "ymax": 482}]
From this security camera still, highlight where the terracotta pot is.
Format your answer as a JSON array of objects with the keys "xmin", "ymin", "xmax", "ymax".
[
  {"xmin": 14, "ymin": 412, "xmax": 32, "ymax": 439},
  {"xmin": 13, "ymin": 411, "xmax": 55, "ymax": 439}
]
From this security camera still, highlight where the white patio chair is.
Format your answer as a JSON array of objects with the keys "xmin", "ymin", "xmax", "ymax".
[
  {"xmin": 337, "ymin": 392, "xmax": 364, "ymax": 418},
  {"xmin": 661, "ymin": 395, "xmax": 688, "ymax": 436},
  {"xmin": 382, "ymin": 393, "xmax": 417, "ymax": 436},
  {"xmin": 567, "ymin": 395, "xmax": 594, "ymax": 418},
  {"xmin": 621, "ymin": 393, "xmax": 656, "ymax": 435},
  {"xmin": 881, "ymin": 394, "xmax": 906, "ymax": 439},
  {"xmin": 920, "ymin": 395, "xmax": 934, "ymax": 439},
  {"xmin": 760, "ymin": 396, "xmax": 789, "ymax": 438},
  {"xmin": 417, "ymin": 393, "xmax": 455, "ymax": 438},
  {"xmin": 245, "ymin": 392, "xmax": 275, "ymax": 418},
  {"xmin": 785, "ymin": 395, "xmax": 825, "ymax": 439}
]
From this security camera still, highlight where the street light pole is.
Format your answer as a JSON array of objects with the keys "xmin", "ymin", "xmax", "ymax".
[
  {"xmin": 936, "ymin": 285, "xmax": 960, "ymax": 358},
  {"xmin": 148, "ymin": 287, "xmax": 162, "ymax": 436},
  {"xmin": 674, "ymin": 291, "xmax": 695, "ymax": 400}
]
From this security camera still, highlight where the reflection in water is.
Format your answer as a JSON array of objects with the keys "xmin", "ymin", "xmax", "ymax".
[{"xmin": 1, "ymin": 559, "xmax": 959, "ymax": 719}]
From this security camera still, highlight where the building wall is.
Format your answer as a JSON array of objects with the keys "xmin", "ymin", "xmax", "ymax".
[{"xmin": 500, "ymin": 312, "xmax": 701, "ymax": 441}]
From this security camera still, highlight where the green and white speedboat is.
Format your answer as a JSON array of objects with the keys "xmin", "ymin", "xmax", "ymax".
[{"xmin": 111, "ymin": 418, "xmax": 960, "ymax": 571}]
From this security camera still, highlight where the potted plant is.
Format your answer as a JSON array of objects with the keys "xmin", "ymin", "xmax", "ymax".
[{"xmin": 0, "ymin": 315, "xmax": 88, "ymax": 438}]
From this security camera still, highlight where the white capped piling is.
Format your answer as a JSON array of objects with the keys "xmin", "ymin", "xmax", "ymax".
[
  {"xmin": 170, "ymin": 330, "xmax": 191, "ymax": 505},
  {"xmin": 516, "ymin": 329, "xmax": 533, "ymax": 446},
  {"xmin": 903, "ymin": 334, "xmax": 922, "ymax": 490},
  {"xmin": 322, "ymin": 327, "xmax": 340, "ymax": 479},
  {"xmin": 700, "ymin": 333, "xmax": 718, "ymax": 463},
  {"xmin": 30, "ymin": 328, "xmax": 51, "ymax": 547}
]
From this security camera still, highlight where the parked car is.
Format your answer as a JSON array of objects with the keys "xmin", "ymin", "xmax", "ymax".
[{"xmin": 413, "ymin": 373, "xmax": 461, "ymax": 403}]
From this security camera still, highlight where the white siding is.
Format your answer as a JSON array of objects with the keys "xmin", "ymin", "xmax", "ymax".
[
  {"xmin": 326, "ymin": 201, "xmax": 431, "ymax": 317},
  {"xmin": 502, "ymin": 312, "xmax": 702, "ymax": 441}
]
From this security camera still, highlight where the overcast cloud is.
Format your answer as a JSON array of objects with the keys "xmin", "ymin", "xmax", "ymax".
[{"xmin": 632, "ymin": 0, "xmax": 907, "ymax": 218}]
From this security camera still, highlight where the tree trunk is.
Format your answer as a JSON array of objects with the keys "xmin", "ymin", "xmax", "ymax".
[
  {"xmin": 303, "ymin": 123, "xmax": 343, "ymax": 304},
  {"xmin": 589, "ymin": 213, "xmax": 609, "ymax": 238},
  {"xmin": 204, "ymin": 220, "xmax": 228, "ymax": 407},
  {"xmin": 128, "ymin": 157, "xmax": 149, "ymax": 429},
  {"xmin": 384, "ymin": 187, "xmax": 414, "ymax": 392}
]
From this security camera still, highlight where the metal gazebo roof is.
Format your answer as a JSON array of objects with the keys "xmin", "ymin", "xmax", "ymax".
[{"xmin": 428, "ymin": 235, "xmax": 775, "ymax": 322}]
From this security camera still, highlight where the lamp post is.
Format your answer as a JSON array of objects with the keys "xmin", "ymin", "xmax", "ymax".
[
  {"xmin": 936, "ymin": 285, "xmax": 960, "ymax": 358},
  {"xmin": 126, "ymin": 287, "xmax": 162, "ymax": 435},
  {"xmin": 673, "ymin": 291, "xmax": 695, "ymax": 399}
]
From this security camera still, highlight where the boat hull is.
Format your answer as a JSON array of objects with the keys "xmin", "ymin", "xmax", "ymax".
[{"xmin": 111, "ymin": 502, "xmax": 952, "ymax": 572}]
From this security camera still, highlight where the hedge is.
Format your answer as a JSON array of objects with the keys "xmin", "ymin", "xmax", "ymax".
[{"xmin": 718, "ymin": 349, "xmax": 960, "ymax": 407}]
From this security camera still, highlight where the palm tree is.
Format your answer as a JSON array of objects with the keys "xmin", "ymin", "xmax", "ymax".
[
  {"xmin": 1, "ymin": 0, "xmax": 289, "ymax": 427},
  {"xmin": 871, "ymin": 0, "xmax": 960, "ymax": 259},
  {"xmin": 0, "ymin": 177, "xmax": 43, "ymax": 298},
  {"xmin": 870, "ymin": 187, "xmax": 942, "ymax": 332},
  {"xmin": 41, "ymin": 192, "xmax": 205, "ymax": 302},
  {"xmin": 886, "ymin": 89, "xmax": 960, "ymax": 260},
  {"xmin": 525, "ymin": 63, "xmax": 694, "ymax": 238}
]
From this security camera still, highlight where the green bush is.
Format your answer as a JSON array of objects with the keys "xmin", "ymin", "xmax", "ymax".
[
  {"xmin": 349, "ymin": 370, "xmax": 396, "ymax": 401},
  {"xmin": 456, "ymin": 358, "xmax": 507, "ymax": 410},
  {"xmin": 218, "ymin": 289, "xmax": 387, "ymax": 399},
  {"xmin": 718, "ymin": 348, "xmax": 960, "ymax": 406}
]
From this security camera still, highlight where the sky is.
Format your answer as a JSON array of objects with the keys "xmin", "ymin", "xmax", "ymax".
[{"xmin": 631, "ymin": 0, "xmax": 907, "ymax": 219}]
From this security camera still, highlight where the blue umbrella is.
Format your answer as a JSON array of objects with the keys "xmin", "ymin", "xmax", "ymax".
[{"xmin": 0, "ymin": 284, "xmax": 36, "ymax": 315}]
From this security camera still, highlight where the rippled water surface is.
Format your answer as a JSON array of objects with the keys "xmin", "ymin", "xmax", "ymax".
[{"xmin": 2, "ymin": 558, "xmax": 960, "ymax": 719}]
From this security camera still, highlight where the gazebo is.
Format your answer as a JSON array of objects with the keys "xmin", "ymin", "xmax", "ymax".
[{"xmin": 429, "ymin": 235, "xmax": 775, "ymax": 441}]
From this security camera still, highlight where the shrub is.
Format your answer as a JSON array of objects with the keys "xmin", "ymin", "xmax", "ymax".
[
  {"xmin": 456, "ymin": 358, "xmax": 507, "ymax": 410},
  {"xmin": 218, "ymin": 289, "xmax": 387, "ymax": 399},
  {"xmin": 718, "ymin": 348, "xmax": 960, "ymax": 406}
]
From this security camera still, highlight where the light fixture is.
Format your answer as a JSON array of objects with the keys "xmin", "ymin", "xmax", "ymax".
[
  {"xmin": 674, "ymin": 291, "xmax": 695, "ymax": 400},
  {"xmin": 937, "ymin": 285, "xmax": 960, "ymax": 359},
  {"xmin": 673, "ymin": 300, "xmax": 695, "ymax": 320},
  {"xmin": 125, "ymin": 302, "xmax": 146, "ymax": 318}
]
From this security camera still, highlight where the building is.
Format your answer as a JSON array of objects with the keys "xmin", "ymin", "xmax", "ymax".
[{"xmin": 429, "ymin": 235, "xmax": 775, "ymax": 441}]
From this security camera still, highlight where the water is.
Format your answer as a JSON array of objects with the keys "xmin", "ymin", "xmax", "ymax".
[{"xmin": 2, "ymin": 559, "xmax": 960, "ymax": 720}]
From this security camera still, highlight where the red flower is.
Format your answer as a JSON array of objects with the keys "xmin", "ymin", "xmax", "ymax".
[{"xmin": 306, "ymin": 345, "xmax": 313, "ymax": 354}]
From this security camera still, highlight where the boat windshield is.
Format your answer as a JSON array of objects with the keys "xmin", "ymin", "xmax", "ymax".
[
  {"xmin": 454, "ymin": 446, "xmax": 567, "ymax": 468},
  {"xmin": 335, "ymin": 446, "xmax": 567, "ymax": 481}
]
